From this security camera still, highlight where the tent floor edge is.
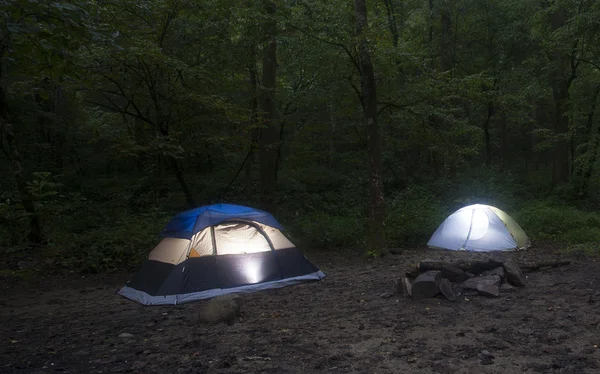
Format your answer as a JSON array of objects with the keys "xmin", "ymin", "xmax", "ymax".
[{"xmin": 118, "ymin": 270, "xmax": 326, "ymax": 306}]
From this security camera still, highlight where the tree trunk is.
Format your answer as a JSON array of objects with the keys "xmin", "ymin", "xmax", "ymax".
[
  {"xmin": 258, "ymin": 0, "xmax": 279, "ymax": 213},
  {"xmin": 382, "ymin": 0, "xmax": 404, "ymax": 76},
  {"xmin": 0, "ymin": 51, "xmax": 43, "ymax": 243},
  {"xmin": 355, "ymin": 0, "xmax": 386, "ymax": 255},
  {"xmin": 440, "ymin": 4, "xmax": 453, "ymax": 72},
  {"xmin": 576, "ymin": 85, "xmax": 600, "ymax": 196},
  {"xmin": 549, "ymin": 9, "xmax": 576, "ymax": 186},
  {"xmin": 428, "ymin": 0, "xmax": 434, "ymax": 67},
  {"xmin": 483, "ymin": 102, "xmax": 494, "ymax": 166},
  {"xmin": 329, "ymin": 98, "xmax": 336, "ymax": 167},
  {"xmin": 580, "ymin": 122, "xmax": 600, "ymax": 198},
  {"xmin": 245, "ymin": 65, "xmax": 260, "ymax": 198},
  {"xmin": 52, "ymin": 84, "xmax": 67, "ymax": 170}
]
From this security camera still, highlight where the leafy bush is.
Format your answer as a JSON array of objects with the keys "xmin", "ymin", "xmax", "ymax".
[
  {"xmin": 385, "ymin": 186, "xmax": 446, "ymax": 247},
  {"xmin": 514, "ymin": 199, "xmax": 600, "ymax": 246},
  {"xmin": 290, "ymin": 210, "xmax": 364, "ymax": 249},
  {"xmin": 46, "ymin": 207, "xmax": 169, "ymax": 273}
]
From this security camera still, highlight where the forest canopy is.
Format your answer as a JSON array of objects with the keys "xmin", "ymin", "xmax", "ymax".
[{"xmin": 2, "ymin": 0, "xmax": 600, "ymax": 272}]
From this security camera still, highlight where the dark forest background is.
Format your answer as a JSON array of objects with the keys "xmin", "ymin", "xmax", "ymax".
[{"xmin": 2, "ymin": 0, "xmax": 600, "ymax": 273}]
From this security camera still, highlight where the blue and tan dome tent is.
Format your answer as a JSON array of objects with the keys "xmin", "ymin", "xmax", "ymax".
[
  {"xmin": 118, "ymin": 204, "xmax": 325, "ymax": 305},
  {"xmin": 427, "ymin": 204, "xmax": 531, "ymax": 252}
]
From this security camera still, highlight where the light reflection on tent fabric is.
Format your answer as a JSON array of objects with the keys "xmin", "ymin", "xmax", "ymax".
[
  {"xmin": 468, "ymin": 209, "xmax": 490, "ymax": 240},
  {"xmin": 244, "ymin": 259, "xmax": 262, "ymax": 284}
]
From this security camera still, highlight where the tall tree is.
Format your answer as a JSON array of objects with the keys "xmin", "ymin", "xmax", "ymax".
[
  {"xmin": 355, "ymin": 0, "xmax": 386, "ymax": 254},
  {"xmin": 258, "ymin": 0, "xmax": 279, "ymax": 212},
  {"xmin": 0, "ymin": 1, "xmax": 89, "ymax": 243}
]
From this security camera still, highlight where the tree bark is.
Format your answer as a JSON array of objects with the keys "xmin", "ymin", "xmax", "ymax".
[
  {"xmin": 258, "ymin": 0, "xmax": 279, "ymax": 213},
  {"xmin": 483, "ymin": 102, "xmax": 494, "ymax": 166},
  {"xmin": 355, "ymin": 0, "xmax": 386, "ymax": 255},
  {"xmin": 440, "ymin": 5, "xmax": 453, "ymax": 72},
  {"xmin": 549, "ymin": 9, "xmax": 577, "ymax": 186},
  {"xmin": 577, "ymin": 85, "xmax": 600, "ymax": 197},
  {"xmin": 0, "ymin": 47, "xmax": 44, "ymax": 243},
  {"xmin": 245, "ymin": 65, "xmax": 260, "ymax": 198},
  {"xmin": 580, "ymin": 122, "xmax": 600, "ymax": 197}
]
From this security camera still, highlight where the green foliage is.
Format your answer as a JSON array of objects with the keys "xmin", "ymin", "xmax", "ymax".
[
  {"xmin": 4, "ymin": 0, "xmax": 600, "ymax": 273},
  {"xmin": 385, "ymin": 187, "xmax": 446, "ymax": 246},
  {"xmin": 515, "ymin": 199, "xmax": 600, "ymax": 245},
  {"xmin": 0, "ymin": 192, "xmax": 29, "ymax": 246},
  {"xmin": 292, "ymin": 210, "xmax": 364, "ymax": 249},
  {"xmin": 49, "ymin": 209, "xmax": 169, "ymax": 273}
]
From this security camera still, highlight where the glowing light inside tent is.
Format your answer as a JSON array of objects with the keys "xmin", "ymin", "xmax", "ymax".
[
  {"xmin": 244, "ymin": 259, "xmax": 262, "ymax": 284},
  {"xmin": 467, "ymin": 209, "xmax": 489, "ymax": 241}
]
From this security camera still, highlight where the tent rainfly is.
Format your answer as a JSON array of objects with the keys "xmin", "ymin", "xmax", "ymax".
[
  {"xmin": 427, "ymin": 204, "xmax": 531, "ymax": 252},
  {"xmin": 118, "ymin": 204, "xmax": 325, "ymax": 305}
]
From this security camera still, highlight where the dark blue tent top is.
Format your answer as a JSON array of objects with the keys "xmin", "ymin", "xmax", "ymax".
[{"xmin": 160, "ymin": 204, "xmax": 284, "ymax": 239}]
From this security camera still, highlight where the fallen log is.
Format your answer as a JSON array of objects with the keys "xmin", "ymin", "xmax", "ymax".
[
  {"xmin": 418, "ymin": 259, "xmax": 503, "ymax": 273},
  {"xmin": 518, "ymin": 260, "xmax": 571, "ymax": 270},
  {"xmin": 417, "ymin": 259, "xmax": 570, "ymax": 273}
]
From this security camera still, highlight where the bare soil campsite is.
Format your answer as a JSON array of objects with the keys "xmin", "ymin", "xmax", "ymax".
[{"xmin": 2, "ymin": 247, "xmax": 599, "ymax": 374}]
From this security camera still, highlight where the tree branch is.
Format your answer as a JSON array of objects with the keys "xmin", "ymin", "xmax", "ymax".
[
  {"xmin": 377, "ymin": 97, "xmax": 428, "ymax": 115},
  {"xmin": 86, "ymin": 98, "xmax": 154, "ymax": 125},
  {"xmin": 348, "ymin": 77, "xmax": 364, "ymax": 110},
  {"xmin": 576, "ymin": 58, "xmax": 600, "ymax": 71},
  {"xmin": 286, "ymin": 23, "xmax": 361, "ymax": 75}
]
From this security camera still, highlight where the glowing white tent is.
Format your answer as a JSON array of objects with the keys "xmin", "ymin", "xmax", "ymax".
[{"xmin": 427, "ymin": 204, "xmax": 530, "ymax": 252}]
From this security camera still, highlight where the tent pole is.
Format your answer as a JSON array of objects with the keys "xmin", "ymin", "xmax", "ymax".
[
  {"xmin": 462, "ymin": 209, "xmax": 476, "ymax": 249},
  {"xmin": 210, "ymin": 226, "xmax": 217, "ymax": 255}
]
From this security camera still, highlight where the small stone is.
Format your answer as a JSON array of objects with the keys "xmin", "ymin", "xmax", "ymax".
[
  {"xmin": 477, "ymin": 284, "xmax": 500, "ymax": 297},
  {"xmin": 119, "ymin": 333, "xmax": 134, "ymax": 338},
  {"xmin": 481, "ymin": 350, "xmax": 492, "ymax": 356},
  {"xmin": 407, "ymin": 357, "xmax": 417, "ymax": 363},
  {"xmin": 480, "ymin": 356, "xmax": 494, "ymax": 365},
  {"xmin": 17, "ymin": 260, "xmax": 36, "ymax": 270},
  {"xmin": 197, "ymin": 293, "xmax": 242, "ymax": 325},
  {"xmin": 380, "ymin": 292, "xmax": 393, "ymax": 299}
]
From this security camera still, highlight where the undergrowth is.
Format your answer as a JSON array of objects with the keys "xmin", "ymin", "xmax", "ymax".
[{"xmin": 2, "ymin": 169, "xmax": 600, "ymax": 274}]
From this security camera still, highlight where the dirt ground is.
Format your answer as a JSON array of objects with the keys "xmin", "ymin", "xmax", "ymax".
[{"xmin": 1, "ymin": 247, "xmax": 600, "ymax": 374}]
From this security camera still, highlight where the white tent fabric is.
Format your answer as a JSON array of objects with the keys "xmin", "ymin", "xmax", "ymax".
[{"xmin": 427, "ymin": 204, "xmax": 528, "ymax": 252}]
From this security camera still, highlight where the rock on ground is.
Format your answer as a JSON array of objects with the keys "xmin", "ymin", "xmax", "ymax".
[
  {"xmin": 439, "ymin": 278, "xmax": 456, "ymax": 301},
  {"xmin": 441, "ymin": 265, "xmax": 469, "ymax": 283},
  {"xmin": 197, "ymin": 293, "xmax": 242, "ymax": 325},
  {"xmin": 462, "ymin": 275, "xmax": 501, "ymax": 290},
  {"xmin": 503, "ymin": 259, "xmax": 525, "ymax": 287},
  {"xmin": 411, "ymin": 271, "xmax": 441, "ymax": 299},
  {"xmin": 477, "ymin": 284, "xmax": 500, "ymax": 297}
]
